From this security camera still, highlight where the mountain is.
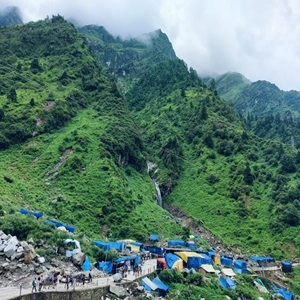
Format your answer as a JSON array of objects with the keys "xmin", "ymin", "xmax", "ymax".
[
  {"xmin": 0, "ymin": 16, "xmax": 183, "ymax": 248},
  {"xmin": 214, "ymin": 72, "xmax": 300, "ymax": 147},
  {"xmin": 0, "ymin": 6, "xmax": 23, "ymax": 26},
  {"xmin": 2, "ymin": 16, "xmax": 300, "ymax": 262}
]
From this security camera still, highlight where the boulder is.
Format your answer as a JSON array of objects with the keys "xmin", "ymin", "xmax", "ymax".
[
  {"xmin": 20, "ymin": 241, "xmax": 28, "ymax": 248},
  {"xmin": 37, "ymin": 257, "xmax": 45, "ymax": 264},
  {"xmin": 24, "ymin": 245, "xmax": 36, "ymax": 264},
  {"xmin": 109, "ymin": 285, "xmax": 128, "ymax": 297},
  {"xmin": 34, "ymin": 266, "xmax": 44, "ymax": 274},
  {"xmin": 1, "ymin": 233, "xmax": 9, "ymax": 240},
  {"xmin": 9, "ymin": 236, "xmax": 19, "ymax": 247},
  {"xmin": 113, "ymin": 273, "xmax": 122, "ymax": 282},
  {"xmin": 15, "ymin": 252, "xmax": 24, "ymax": 260},
  {"xmin": 17, "ymin": 246, "xmax": 24, "ymax": 253},
  {"xmin": 4, "ymin": 243, "xmax": 16, "ymax": 258},
  {"xmin": 27, "ymin": 238, "xmax": 35, "ymax": 245},
  {"xmin": 72, "ymin": 251, "xmax": 85, "ymax": 267}
]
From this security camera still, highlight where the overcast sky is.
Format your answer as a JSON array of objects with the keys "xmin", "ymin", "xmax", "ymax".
[{"xmin": 1, "ymin": 0, "xmax": 300, "ymax": 91}]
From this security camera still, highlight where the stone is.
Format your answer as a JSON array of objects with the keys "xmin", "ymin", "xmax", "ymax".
[
  {"xmin": 27, "ymin": 238, "xmax": 34, "ymax": 245},
  {"xmin": 34, "ymin": 266, "xmax": 44, "ymax": 274},
  {"xmin": 50, "ymin": 258, "xmax": 59, "ymax": 267},
  {"xmin": 37, "ymin": 257, "xmax": 45, "ymax": 264},
  {"xmin": 24, "ymin": 244, "xmax": 36, "ymax": 264},
  {"xmin": 20, "ymin": 241, "xmax": 28, "ymax": 248},
  {"xmin": 4, "ymin": 243, "xmax": 16, "ymax": 258},
  {"xmin": 113, "ymin": 273, "xmax": 122, "ymax": 282},
  {"xmin": 9, "ymin": 236, "xmax": 19, "ymax": 247},
  {"xmin": 16, "ymin": 246, "xmax": 24, "ymax": 253},
  {"xmin": 1, "ymin": 233, "xmax": 9, "ymax": 240},
  {"xmin": 72, "ymin": 251, "xmax": 85, "ymax": 267},
  {"xmin": 109, "ymin": 285, "xmax": 128, "ymax": 297},
  {"xmin": 137, "ymin": 286, "xmax": 145, "ymax": 292},
  {"xmin": 1, "ymin": 262, "xmax": 9, "ymax": 269}
]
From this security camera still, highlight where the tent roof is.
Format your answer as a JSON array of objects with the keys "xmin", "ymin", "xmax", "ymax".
[
  {"xmin": 142, "ymin": 277, "xmax": 158, "ymax": 291},
  {"xmin": 249, "ymin": 256, "xmax": 274, "ymax": 263},
  {"xmin": 114, "ymin": 255, "xmax": 138, "ymax": 263},
  {"xmin": 152, "ymin": 277, "xmax": 169, "ymax": 291},
  {"xmin": 221, "ymin": 268, "xmax": 236, "ymax": 277},
  {"xmin": 175, "ymin": 252, "xmax": 204, "ymax": 263},
  {"xmin": 150, "ymin": 234, "xmax": 159, "ymax": 241},
  {"xmin": 201, "ymin": 264, "xmax": 216, "ymax": 273}
]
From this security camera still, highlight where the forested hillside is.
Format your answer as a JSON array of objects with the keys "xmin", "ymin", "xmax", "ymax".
[
  {"xmin": 214, "ymin": 72, "xmax": 300, "ymax": 147},
  {"xmin": 0, "ymin": 16, "xmax": 183, "ymax": 245},
  {"xmin": 1, "ymin": 17, "xmax": 300, "ymax": 263}
]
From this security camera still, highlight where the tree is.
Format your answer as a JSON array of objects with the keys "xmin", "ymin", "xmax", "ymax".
[
  {"xmin": 7, "ymin": 88, "xmax": 17, "ymax": 102},
  {"xmin": 243, "ymin": 162, "xmax": 254, "ymax": 185}
]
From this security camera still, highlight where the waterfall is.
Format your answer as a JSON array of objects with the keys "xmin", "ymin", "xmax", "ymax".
[
  {"xmin": 154, "ymin": 181, "xmax": 162, "ymax": 207},
  {"xmin": 147, "ymin": 161, "xmax": 163, "ymax": 207}
]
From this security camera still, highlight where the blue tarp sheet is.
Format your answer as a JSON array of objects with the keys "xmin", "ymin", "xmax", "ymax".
[
  {"xmin": 114, "ymin": 255, "xmax": 141, "ymax": 266},
  {"xmin": 187, "ymin": 241, "xmax": 196, "ymax": 249},
  {"xmin": 219, "ymin": 276, "xmax": 236, "ymax": 290},
  {"xmin": 282, "ymin": 261, "xmax": 292, "ymax": 273},
  {"xmin": 168, "ymin": 240, "xmax": 186, "ymax": 247},
  {"xmin": 208, "ymin": 251, "xmax": 215, "ymax": 258},
  {"xmin": 149, "ymin": 234, "xmax": 159, "ymax": 242},
  {"xmin": 221, "ymin": 256, "xmax": 233, "ymax": 267},
  {"xmin": 93, "ymin": 241, "xmax": 125, "ymax": 251},
  {"xmin": 200, "ymin": 254, "xmax": 213, "ymax": 265},
  {"xmin": 152, "ymin": 277, "xmax": 169, "ymax": 292},
  {"xmin": 165, "ymin": 253, "xmax": 181, "ymax": 269},
  {"xmin": 82, "ymin": 256, "xmax": 92, "ymax": 271},
  {"xmin": 98, "ymin": 261, "xmax": 113, "ymax": 273},
  {"xmin": 149, "ymin": 246, "xmax": 165, "ymax": 255},
  {"xmin": 20, "ymin": 208, "xmax": 43, "ymax": 219},
  {"xmin": 271, "ymin": 286, "xmax": 295, "ymax": 300},
  {"xmin": 234, "ymin": 260, "xmax": 247, "ymax": 274},
  {"xmin": 250, "ymin": 256, "xmax": 274, "ymax": 263},
  {"xmin": 45, "ymin": 219, "xmax": 75, "ymax": 233},
  {"xmin": 187, "ymin": 256, "xmax": 202, "ymax": 269}
]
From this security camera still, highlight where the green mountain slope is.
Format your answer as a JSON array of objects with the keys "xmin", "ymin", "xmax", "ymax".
[
  {"xmin": 0, "ymin": 16, "xmax": 183, "ymax": 242},
  {"xmin": 0, "ymin": 6, "xmax": 23, "ymax": 26},
  {"xmin": 214, "ymin": 73, "xmax": 300, "ymax": 147}
]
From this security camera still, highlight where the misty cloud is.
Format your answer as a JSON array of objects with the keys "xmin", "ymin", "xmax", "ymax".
[{"xmin": 1, "ymin": 0, "xmax": 300, "ymax": 90}]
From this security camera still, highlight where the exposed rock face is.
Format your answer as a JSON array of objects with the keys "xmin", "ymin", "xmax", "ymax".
[{"xmin": 109, "ymin": 284, "xmax": 128, "ymax": 297}]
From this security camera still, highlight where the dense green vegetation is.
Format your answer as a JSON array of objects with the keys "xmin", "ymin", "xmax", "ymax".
[
  {"xmin": 214, "ymin": 72, "xmax": 300, "ymax": 147},
  {"xmin": 0, "ymin": 17, "xmax": 184, "ymax": 246}
]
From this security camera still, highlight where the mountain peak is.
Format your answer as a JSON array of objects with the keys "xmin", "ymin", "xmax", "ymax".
[{"xmin": 0, "ymin": 6, "xmax": 23, "ymax": 26}]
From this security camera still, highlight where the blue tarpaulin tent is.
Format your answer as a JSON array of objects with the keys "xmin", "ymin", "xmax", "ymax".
[
  {"xmin": 142, "ymin": 277, "xmax": 158, "ymax": 291},
  {"xmin": 234, "ymin": 260, "xmax": 247, "ymax": 274},
  {"xmin": 165, "ymin": 253, "xmax": 181, "ymax": 268},
  {"xmin": 152, "ymin": 277, "xmax": 169, "ymax": 296},
  {"xmin": 271, "ymin": 286, "xmax": 295, "ymax": 300},
  {"xmin": 93, "ymin": 241, "xmax": 125, "ymax": 251},
  {"xmin": 98, "ymin": 261, "xmax": 113, "ymax": 273},
  {"xmin": 282, "ymin": 261, "xmax": 292, "ymax": 273},
  {"xmin": 82, "ymin": 257, "xmax": 92, "ymax": 271},
  {"xmin": 187, "ymin": 256, "xmax": 202, "ymax": 269},
  {"xmin": 187, "ymin": 241, "xmax": 196, "ymax": 249},
  {"xmin": 199, "ymin": 253, "xmax": 213, "ymax": 265},
  {"xmin": 167, "ymin": 240, "xmax": 186, "ymax": 247},
  {"xmin": 221, "ymin": 255, "xmax": 233, "ymax": 267},
  {"xmin": 250, "ymin": 256, "xmax": 275, "ymax": 267},
  {"xmin": 149, "ymin": 246, "xmax": 165, "ymax": 255},
  {"xmin": 149, "ymin": 234, "xmax": 159, "ymax": 242},
  {"xmin": 20, "ymin": 208, "xmax": 43, "ymax": 219},
  {"xmin": 219, "ymin": 276, "xmax": 236, "ymax": 290},
  {"xmin": 45, "ymin": 219, "xmax": 75, "ymax": 233},
  {"xmin": 114, "ymin": 255, "xmax": 141, "ymax": 266}
]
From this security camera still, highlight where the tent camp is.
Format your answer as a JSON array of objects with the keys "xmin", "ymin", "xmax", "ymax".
[
  {"xmin": 93, "ymin": 241, "xmax": 125, "ymax": 252},
  {"xmin": 152, "ymin": 277, "xmax": 169, "ymax": 296},
  {"xmin": 219, "ymin": 276, "xmax": 236, "ymax": 290},
  {"xmin": 82, "ymin": 256, "xmax": 92, "ymax": 271},
  {"xmin": 149, "ymin": 234, "xmax": 159, "ymax": 242},
  {"xmin": 200, "ymin": 264, "xmax": 216, "ymax": 275},
  {"xmin": 98, "ymin": 261, "xmax": 113, "ymax": 273},
  {"xmin": 281, "ymin": 261, "xmax": 293, "ymax": 273},
  {"xmin": 168, "ymin": 240, "xmax": 186, "ymax": 247},
  {"xmin": 234, "ymin": 260, "xmax": 247, "ymax": 274},
  {"xmin": 187, "ymin": 241, "xmax": 196, "ymax": 249},
  {"xmin": 165, "ymin": 253, "xmax": 183, "ymax": 270},
  {"xmin": 20, "ymin": 208, "xmax": 43, "ymax": 219},
  {"xmin": 45, "ymin": 219, "xmax": 75, "ymax": 233},
  {"xmin": 221, "ymin": 268, "xmax": 236, "ymax": 278},
  {"xmin": 148, "ymin": 246, "xmax": 165, "ymax": 256},
  {"xmin": 271, "ymin": 286, "xmax": 295, "ymax": 300},
  {"xmin": 221, "ymin": 255, "xmax": 233, "ymax": 267},
  {"xmin": 175, "ymin": 252, "xmax": 204, "ymax": 269},
  {"xmin": 142, "ymin": 277, "xmax": 158, "ymax": 291},
  {"xmin": 250, "ymin": 256, "xmax": 275, "ymax": 267}
]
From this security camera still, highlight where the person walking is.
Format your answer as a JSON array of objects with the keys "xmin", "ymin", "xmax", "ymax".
[
  {"xmin": 31, "ymin": 278, "xmax": 37, "ymax": 293},
  {"xmin": 88, "ymin": 271, "xmax": 92, "ymax": 283}
]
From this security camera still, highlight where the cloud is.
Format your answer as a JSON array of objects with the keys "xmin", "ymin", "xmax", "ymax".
[{"xmin": 1, "ymin": 0, "xmax": 300, "ymax": 90}]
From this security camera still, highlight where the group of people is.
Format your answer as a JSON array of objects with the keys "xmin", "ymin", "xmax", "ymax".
[{"xmin": 31, "ymin": 272, "xmax": 92, "ymax": 292}]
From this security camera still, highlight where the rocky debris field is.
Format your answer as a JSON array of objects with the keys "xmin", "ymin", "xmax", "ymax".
[{"xmin": 0, "ymin": 230, "xmax": 97, "ymax": 288}]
